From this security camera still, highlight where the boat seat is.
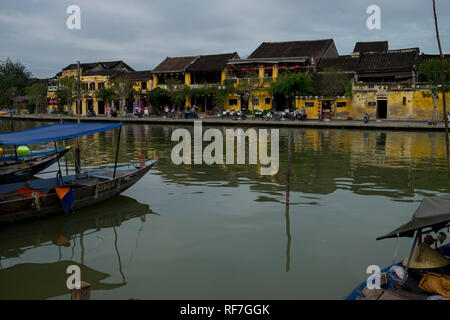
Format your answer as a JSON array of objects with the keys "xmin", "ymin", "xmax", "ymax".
[
  {"xmin": 70, "ymin": 178, "xmax": 104, "ymax": 188},
  {"xmin": 89, "ymin": 175, "xmax": 113, "ymax": 181}
]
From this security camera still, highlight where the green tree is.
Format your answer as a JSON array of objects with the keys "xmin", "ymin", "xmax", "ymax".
[
  {"xmin": 166, "ymin": 78, "xmax": 190, "ymax": 110},
  {"xmin": 25, "ymin": 83, "xmax": 48, "ymax": 114},
  {"xmin": 314, "ymin": 67, "xmax": 352, "ymax": 120},
  {"xmin": 419, "ymin": 58, "xmax": 450, "ymax": 122},
  {"xmin": 111, "ymin": 78, "xmax": 136, "ymax": 112},
  {"xmin": 148, "ymin": 87, "xmax": 170, "ymax": 112},
  {"xmin": 212, "ymin": 84, "xmax": 233, "ymax": 113},
  {"xmin": 0, "ymin": 58, "xmax": 31, "ymax": 112},
  {"xmin": 55, "ymin": 77, "xmax": 77, "ymax": 114},
  {"xmin": 95, "ymin": 86, "xmax": 116, "ymax": 110},
  {"xmin": 235, "ymin": 78, "xmax": 261, "ymax": 118},
  {"xmin": 269, "ymin": 72, "xmax": 315, "ymax": 110}
]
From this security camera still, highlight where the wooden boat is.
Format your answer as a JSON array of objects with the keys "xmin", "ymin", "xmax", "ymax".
[
  {"xmin": 346, "ymin": 195, "xmax": 450, "ymax": 300},
  {"xmin": 0, "ymin": 122, "xmax": 157, "ymax": 226},
  {"xmin": 0, "ymin": 147, "xmax": 71, "ymax": 184},
  {"xmin": 0, "ymin": 160, "xmax": 157, "ymax": 225}
]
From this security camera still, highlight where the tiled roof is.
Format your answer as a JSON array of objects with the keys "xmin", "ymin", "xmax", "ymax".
[
  {"xmin": 120, "ymin": 70, "xmax": 153, "ymax": 80},
  {"xmin": 319, "ymin": 49, "xmax": 419, "ymax": 75},
  {"xmin": 248, "ymin": 39, "xmax": 334, "ymax": 60},
  {"xmin": 153, "ymin": 56, "xmax": 199, "ymax": 73},
  {"xmin": 318, "ymin": 55, "xmax": 359, "ymax": 71},
  {"xmin": 357, "ymin": 49, "xmax": 419, "ymax": 73},
  {"xmin": 188, "ymin": 53, "xmax": 239, "ymax": 72},
  {"xmin": 353, "ymin": 41, "xmax": 388, "ymax": 53},
  {"xmin": 62, "ymin": 60, "xmax": 134, "ymax": 72},
  {"xmin": 82, "ymin": 70, "xmax": 124, "ymax": 78}
]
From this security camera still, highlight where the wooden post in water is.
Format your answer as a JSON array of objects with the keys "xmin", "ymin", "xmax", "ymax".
[
  {"xmin": 71, "ymin": 281, "xmax": 91, "ymax": 300},
  {"xmin": 75, "ymin": 61, "xmax": 82, "ymax": 174},
  {"xmin": 285, "ymin": 132, "xmax": 292, "ymax": 272},
  {"xmin": 433, "ymin": 0, "xmax": 450, "ymax": 191}
]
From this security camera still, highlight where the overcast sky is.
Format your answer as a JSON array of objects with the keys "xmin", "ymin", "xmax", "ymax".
[{"xmin": 1, "ymin": 0, "xmax": 449, "ymax": 78}]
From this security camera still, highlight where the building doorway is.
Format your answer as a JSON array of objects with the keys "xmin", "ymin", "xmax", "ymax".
[
  {"xmin": 87, "ymin": 99, "xmax": 94, "ymax": 113},
  {"xmin": 98, "ymin": 100, "xmax": 105, "ymax": 115},
  {"xmin": 377, "ymin": 100, "xmax": 387, "ymax": 119},
  {"xmin": 321, "ymin": 100, "xmax": 332, "ymax": 117}
]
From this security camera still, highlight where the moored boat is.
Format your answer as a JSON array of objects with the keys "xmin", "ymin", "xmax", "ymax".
[
  {"xmin": 0, "ymin": 122, "xmax": 158, "ymax": 225},
  {"xmin": 346, "ymin": 194, "xmax": 450, "ymax": 300},
  {"xmin": 0, "ymin": 160, "xmax": 157, "ymax": 225},
  {"xmin": 0, "ymin": 146, "xmax": 71, "ymax": 184}
]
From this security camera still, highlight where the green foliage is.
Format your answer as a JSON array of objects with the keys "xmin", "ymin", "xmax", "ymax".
[
  {"xmin": 26, "ymin": 103, "xmax": 36, "ymax": 114},
  {"xmin": 56, "ymin": 77, "xmax": 77, "ymax": 112},
  {"xmin": 0, "ymin": 58, "xmax": 31, "ymax": 108},
  {"xmin": 418, "ymin": 59, "xmax": 450, "ymax": 95},
  {"xmin": 111, "ymin": 78, "xmax": 136, "ymax": 101},
  {"xmin": 148, "ymin": 87, "xmax": 170, "ymax": 108},
  {"xmin": 25, "ymin": 83, "xmax": 47, "ymax": 113},
  {"xmin": 314, "ymin": 68, "xmax": 351, "ymax": 98},
  {"xmin": 212, "ymin": 86, "xmax": 232, "ymax": 112},
  {"xmin": 95, "ymin": 86, "xmax": 116, "ymax": 104},
  {"xmin": 269, "ymin": 72, "xmax": 315, "ymax": 98}
]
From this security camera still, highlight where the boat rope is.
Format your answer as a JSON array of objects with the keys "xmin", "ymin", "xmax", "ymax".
[
  {"xmin": 31, "ymin": 191, "xmax": 41, "ymax": 212},
  {"xmin": 391, "ymin": 233, "xmax": 400, "ymax": 267}
]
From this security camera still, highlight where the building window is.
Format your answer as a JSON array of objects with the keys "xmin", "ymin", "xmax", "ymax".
[
  {"xmin": 403, "ymin": 97, "xmax": 406, "ymax": 105},
  {"xmin": 252, "ymin": 98, "xmax": 259, "ymax": 106},
  {"xmin": 336, "ymin": 102, "xmax": 347, "ymax": 108},
  {"xmin": 229, "ymin": 99, "xmax": 238, "ymax": 106},
  {"xmin": 98, "ymin": 82, "xmax": 104, "ymax": 89},
  {"xmin": 141, "ymin": 81, "xmax": 147, "ymax": 90},
  {"xmin": 264, "ymin": 97, "xmax": 271, "ymax": 105},
  {"xmin": 89, "ymin": 82, "xmax": 96, "ymax": 90},
  {"xmin": 305, "ymin": 102, "xmax": 315, "ymax": 107}
]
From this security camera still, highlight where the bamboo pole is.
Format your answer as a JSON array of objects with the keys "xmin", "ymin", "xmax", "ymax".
[
  {"xmin": 285, "ymin": 132, "xmax": 292, "ymax": 272},
  {"xmin": 433, "ymin": 0, "xmax": 450, "ymax": 191},
  {"xmin": 75, "ymin": 61, "xmax": 81, "ymax": 174}
]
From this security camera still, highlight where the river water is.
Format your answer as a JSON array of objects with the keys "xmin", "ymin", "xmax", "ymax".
[{"xmin": 0, "ymin": 120, "xmax": 447, "ymax": 299}]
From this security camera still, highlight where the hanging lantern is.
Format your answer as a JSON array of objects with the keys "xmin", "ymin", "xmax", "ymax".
[
  {"xmin": 253, "ymin": 67, "xmax": 258, "ymax": 71},
  {"xmin": 0, "ymin": 147, "xmax": 3, "ymax": 157},
  {"xmin": 241, "ymin": 68, "xmax": 247, "ymax": 72},
  {"xmin": 281, "ymin": 66, "xmax": 286, "ymax": 70},
  {"xmin": 265, "ymin": 66, "xmax": 272, "ymax": 70},
  {"xmin": 229, "ymin": 68, "xmax": 234, "ymax": 73},
  {"xmin": 295, "ymin": 65, "xmax": 300, "ymax": 69},
  {"xmin": 17, "ymin": 145, "xmax": 30, "ymax": 157}
]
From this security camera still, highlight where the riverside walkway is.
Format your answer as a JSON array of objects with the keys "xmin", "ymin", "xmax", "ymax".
[{"xmin": 2, "ymin": 113, "xmax": 447, "ymax": 131}]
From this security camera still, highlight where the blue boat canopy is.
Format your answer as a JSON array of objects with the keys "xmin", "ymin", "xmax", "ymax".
[{"xmin": 0, "ymin": 123, "xmax": 124, "ymax": 145}]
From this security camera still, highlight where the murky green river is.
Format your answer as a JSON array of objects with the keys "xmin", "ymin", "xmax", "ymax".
[{"xmin": 0, "ymin": 120, "xmax": 447, "ymax": 299}]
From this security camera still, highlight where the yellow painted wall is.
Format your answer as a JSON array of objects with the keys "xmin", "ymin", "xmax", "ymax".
[
  {"xmin": 296, "ymin": 97, "xmax": 352, "ymax": 119},
  {"xmin": 224, "ymin": 94, "xmax": 242, "ymax": 110}
]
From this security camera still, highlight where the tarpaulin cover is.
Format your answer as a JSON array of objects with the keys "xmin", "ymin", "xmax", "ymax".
[
  {"xmin": 0, "ymin": 123, "xmax": 123, "ymax": 145},
  {"xmin": 377, "ymin": 194, "xmax": 450, "ymax": 240}
]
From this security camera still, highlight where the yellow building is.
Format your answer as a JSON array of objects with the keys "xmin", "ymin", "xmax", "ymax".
[
  {"xmin": 152, "ymin": 53, "xmax": 239, "ymax": 112},
  {"xmin": 223, "ymin": 39, "xmax": 339, "ymax": 114},
  {"xmin": 47, "ymin": 61, "xmax": 135, "ymax": 115}
]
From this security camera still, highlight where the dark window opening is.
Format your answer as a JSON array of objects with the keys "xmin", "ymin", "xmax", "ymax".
[{"xmin": 229, "ymin": 99, "xmax": 238, "ymax": 106}]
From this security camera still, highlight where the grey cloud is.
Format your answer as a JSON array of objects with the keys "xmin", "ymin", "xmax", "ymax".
[{"xmin": 0, "ymin": 0, "xmax": 448, "ymax": 78}]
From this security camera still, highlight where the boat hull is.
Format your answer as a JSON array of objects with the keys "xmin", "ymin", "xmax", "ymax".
[
  {"xmin": 0, "ymin": 160, "xmax": 157, "ymax": 226},
  {"xmin": 0, "ymin": 147, "xmax": 71, "ymax": 184}
]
